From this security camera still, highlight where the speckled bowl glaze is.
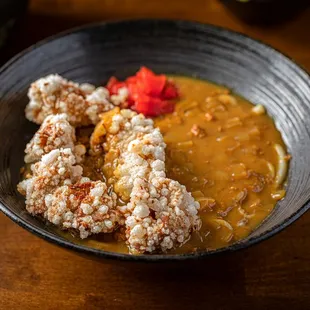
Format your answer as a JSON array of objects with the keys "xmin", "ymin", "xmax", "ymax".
[{"xmin": 1, "ymin": 20, "xmax": 310, "ymax": 262}]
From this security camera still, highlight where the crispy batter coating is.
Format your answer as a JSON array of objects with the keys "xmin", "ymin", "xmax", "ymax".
[
  {"xmin": 24, "ymin": 114, "xmax": 75, "ymax": 163},
  {"xmin": 18, "ymin": 148, "xmax": 118, "ymax": 238},
  {"xmin": 121, "ymin": 177, "xmax": 201, "ymax": 254},
  {"xmin": 18, "ymin": 148, "xmax": 83, "ymax": 215},
  {"xmin": 45, "ymin": 180, "xmax": 118, "ymax": 238},
  {"xmin": 91, "ymin": 108, "xmax": 201, "ymax": 253},
  {"xmin": 91, "ymin": 108, "xmax": 166, "ymax": 201},
  {"xmin": 26, "ymin": 74, "xmax": 114, "ymax": 126},
  {"xmin": 24, "ymin": 113, "xmax": 86, "ymax": 164}
]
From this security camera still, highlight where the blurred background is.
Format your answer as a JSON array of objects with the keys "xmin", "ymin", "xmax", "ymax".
[{"xmin": 0, "ymin": 0, "xmax": 310, "ymax": 67}]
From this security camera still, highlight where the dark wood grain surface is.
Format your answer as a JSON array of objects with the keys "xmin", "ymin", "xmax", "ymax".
[{"xmin": 1, "ymin": 1, "xmax": 310, "ymax": 309}]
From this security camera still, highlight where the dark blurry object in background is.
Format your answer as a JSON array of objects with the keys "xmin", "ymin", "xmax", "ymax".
[
  {"xmin": 0, "ymin": 0, "xmax": 28, "ymax": 49},
  {"xmin": 220, "ymin": 0, "xmax": 309, "ymax": 25}
]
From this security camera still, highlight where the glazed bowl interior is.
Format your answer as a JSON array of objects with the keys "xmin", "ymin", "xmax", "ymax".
[{"xmin": 1, "ymin": 20, "xmax": 310, "ymax": 261}]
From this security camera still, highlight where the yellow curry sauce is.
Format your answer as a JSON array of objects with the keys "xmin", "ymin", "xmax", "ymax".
[{"xmin": 59, "ymin": 76, "xmax": 288, "ymax": 254}]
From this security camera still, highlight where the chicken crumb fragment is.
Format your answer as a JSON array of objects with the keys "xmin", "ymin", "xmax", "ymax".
[
  {"xmin": 26, "ymin": 74, "xmax": 114, "ymax": 126},
  {"xmin": 205, "ymin": 112, "xmax": 214, "ymax": 121},
  {"xmin": 190, "ymin": 124, "xmax": 206, "ymax": 138}
]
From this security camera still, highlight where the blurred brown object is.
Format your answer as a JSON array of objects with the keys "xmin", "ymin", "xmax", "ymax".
[
  {"xmin": 2, "ymin": 0, "xmax": 310, "ymax": 70},
  {"xmin": 220, "ymin": 0, "xmax": 309, "ymax": 25},
  {"xmin": 1, "ymin": 1, "xmax": 310, "ymax": 309}
]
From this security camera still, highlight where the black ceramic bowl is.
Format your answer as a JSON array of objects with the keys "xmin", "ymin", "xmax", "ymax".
[{"xmin": 1, "ymin": 20, "xmax": 310, "ymax": 262}]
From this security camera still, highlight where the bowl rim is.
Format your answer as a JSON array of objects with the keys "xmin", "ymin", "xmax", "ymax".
[{"xmin": 1, "ymin": 19, "xmax": 310, "ymax": 262}]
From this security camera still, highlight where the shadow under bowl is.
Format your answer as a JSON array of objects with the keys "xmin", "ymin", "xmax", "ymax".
[{"xmin": 0, "ymin": 20, "xmax": 310, "ymax": 262}]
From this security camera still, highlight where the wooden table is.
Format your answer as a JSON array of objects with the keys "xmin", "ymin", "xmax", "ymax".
[{"xmin": 1, "ymin": 1, "xmax": 310, "ymax": 309}]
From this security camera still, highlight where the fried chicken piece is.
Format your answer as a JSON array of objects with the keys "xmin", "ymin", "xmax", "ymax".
[
  {"xmin": 18, "ymin": 148, "xmax": 119, "ymax": 238},
  {"xmin": 18, "ymin": 148, "xmax": 83, "ymax": 215},
  {"xmin": 121, "ymin": 177, "xmax": 201, "ymax": 254},
  {"xmin": 25, "ymin": 114, "xmax": 73, "ymax": 163},
  {"xmin": 24, "ymin": 113, "xmax": 86, "ymax": 164},
  {"xmin": 91, "ymin": 108, "xmax": 166, "ymax": 201},
  {"xmin": 26, "ymin": 74, "xmax": 114, "ymax": 126},
  {"xmin": 45, "ymin": 181, "xmax": 118, "ymax": 238},
  {"xmin": 90, "ymin": 108, "xmax": 201, "ymax": 253}
]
